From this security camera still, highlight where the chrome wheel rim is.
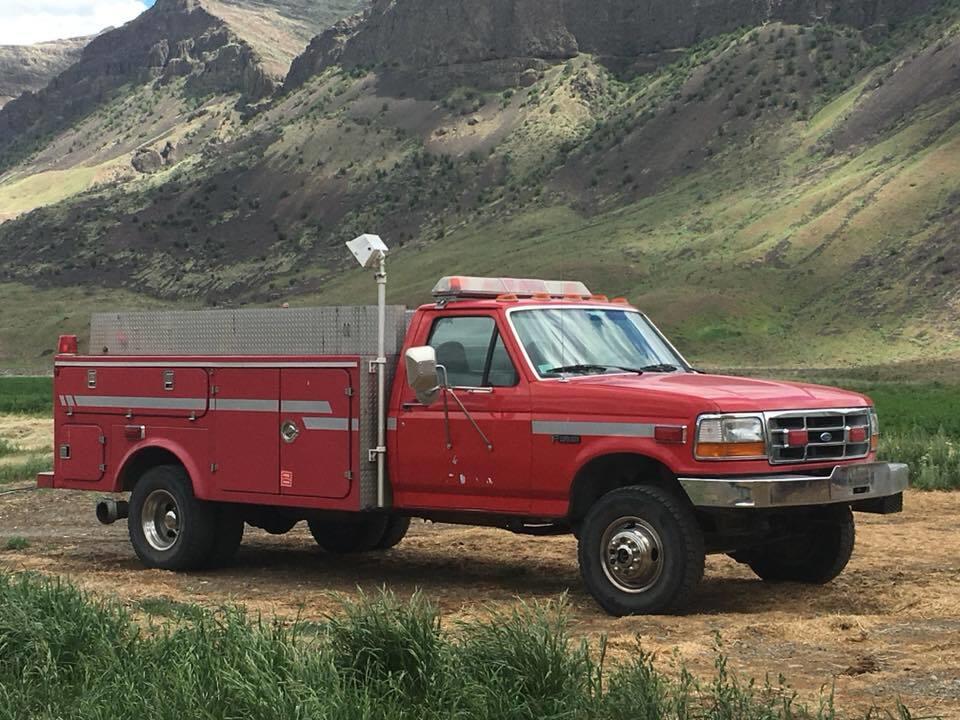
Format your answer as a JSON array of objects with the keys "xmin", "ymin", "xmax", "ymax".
[
  {"xmin": 142, "ymin": 489, "xmax": 181, "ymax": 552},
  {"xmin": 600, "ymin": 516, "xmax": 664, "ymax": 593}
]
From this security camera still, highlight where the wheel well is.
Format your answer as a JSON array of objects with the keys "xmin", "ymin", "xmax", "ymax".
[
  {"xmin": 567, "ymin": 453, "xmax": 685, "ymax": 525},
  {"xmin": 118, "ymin": 447, "xmax": 185, "ymax": 491}
]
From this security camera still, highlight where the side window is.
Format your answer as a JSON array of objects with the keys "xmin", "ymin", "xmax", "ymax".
[{"xmin": 427, "ymin": 316, "xmax": 518, "ymax": 388}]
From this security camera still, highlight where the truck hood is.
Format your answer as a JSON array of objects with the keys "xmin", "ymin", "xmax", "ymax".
[{"xmin": 533, "ymin": 372, "xmax": 870, "ymax": 416}]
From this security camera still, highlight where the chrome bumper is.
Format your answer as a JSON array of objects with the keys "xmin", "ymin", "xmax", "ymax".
[{"xmin": 678, "ymin": 462, "xmax": 909, "ymax": 509}]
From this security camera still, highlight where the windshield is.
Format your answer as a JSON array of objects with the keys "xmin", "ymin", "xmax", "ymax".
[{"xmin": 509, "ymin": 308, "xmax": 686, "ymax": 377}]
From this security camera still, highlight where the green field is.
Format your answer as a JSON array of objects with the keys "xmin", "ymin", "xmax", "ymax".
[
  {"xmin": 0, "ymin": 573, "xmax": 915, "ymax": 720},
  {"xmin": 0, "ymin": 376, "xmax": 52, "ymax": 414}
]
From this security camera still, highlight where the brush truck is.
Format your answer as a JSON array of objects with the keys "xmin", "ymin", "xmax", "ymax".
[{"xmin": 38, "ymin": 240, "xmax": 908, "ymax": 615}]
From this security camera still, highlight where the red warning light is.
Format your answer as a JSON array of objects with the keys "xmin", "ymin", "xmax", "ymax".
[{"xmin": 58, "ymin": 335, "xmax": 78, "ymax": 354}]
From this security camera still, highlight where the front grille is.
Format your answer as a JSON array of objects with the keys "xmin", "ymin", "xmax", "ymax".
[{"xmin": 766, "ymin": 409, "xmax": 871, "ymax": 464}]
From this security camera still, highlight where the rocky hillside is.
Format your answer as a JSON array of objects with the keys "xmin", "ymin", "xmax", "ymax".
[
  {"xmin": 0, "ymin": 37, "xmax": 88, "ymax": 109},
  {"xmin": 0, "ymin": 0, "xmax": 958, "ymax": 369},
  {"xmin": 287, "ymin": 0, "xmax": 937, "ymax": 89},
  {"xmin": 0, "ymin": 0, "xmax": 366, "ymax": 171}
]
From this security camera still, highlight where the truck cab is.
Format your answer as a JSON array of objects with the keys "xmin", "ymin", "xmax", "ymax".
[{"xmin": 39, "ymin": 274, "xmax": 908, "ymax": 616}]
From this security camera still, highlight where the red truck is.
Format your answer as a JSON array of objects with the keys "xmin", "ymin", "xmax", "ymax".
[{"xmin": 38, "ymin": 239, "xmax": 908, "ymax": 615}]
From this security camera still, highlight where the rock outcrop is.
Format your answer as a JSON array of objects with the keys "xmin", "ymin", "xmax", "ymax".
[
  {"xmin": 286, "ymin": 0, "xmax": 938, "ymax": 90},
  {"xmin": 0, "ymin": 0, "xmax": 276, "ymax": 163},
  {"xmin": 0, "ymin": 37, "xmax": 89, "ymax": 110}
]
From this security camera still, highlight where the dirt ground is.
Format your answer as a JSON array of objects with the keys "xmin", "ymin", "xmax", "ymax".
[{"xmin": 0, "ymin": 485, "xmax": 958, "ymax": 719}]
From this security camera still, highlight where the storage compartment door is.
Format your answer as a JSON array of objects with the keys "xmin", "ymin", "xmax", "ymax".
[
  {"xmin": 212, "ymin": 368, "xmax": 279, "ymax": 494},
  {"xmin": 56, "ymin": 424, "xmax": 105, "ymax": 483},
  {"xmin": 279, "ymin": 369, "xmax": 353, "ymax": 498}
]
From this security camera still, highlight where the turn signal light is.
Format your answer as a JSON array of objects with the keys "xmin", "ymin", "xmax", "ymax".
[
  {"xmin": 58, "ymin": 335, "xmax": 78, "ymax": 354},
  {"xmin": 695, "ymin": 441, "xmax": 767, "ymax": 458},
  {"xmin": 848, "ymin": 426, "xmax": 868, "ymax": 444}
]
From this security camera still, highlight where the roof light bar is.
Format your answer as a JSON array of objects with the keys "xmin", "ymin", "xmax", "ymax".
[{"xmin": 432, "ymin": 276, "xmax": 592, "ymax": 300}]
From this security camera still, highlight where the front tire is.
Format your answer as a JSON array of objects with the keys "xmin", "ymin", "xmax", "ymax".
[
  {"xmin": 578, "ymin": 486, "xmax": 705, "ymax": 616},
  {"xmin": 738, "ymin": 506, "xmax": 855, "ymax": 584},
  {"xmin": 128, "ymin": 465, "xmax": 217, "ymax": 570}
]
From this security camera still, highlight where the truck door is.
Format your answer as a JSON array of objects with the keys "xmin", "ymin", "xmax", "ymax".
[
  {"xmin": 279, "ymin": 368, "xmax": 353, "ymax": 499},
  {"xmin": 394, "ymin": 314, "xmax": 532, "ymax": 513}
]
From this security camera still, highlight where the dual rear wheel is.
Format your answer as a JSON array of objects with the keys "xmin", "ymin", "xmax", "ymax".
[{"xmin": 128, "ymin": 465, "xmax": 409, "ymax": 571}]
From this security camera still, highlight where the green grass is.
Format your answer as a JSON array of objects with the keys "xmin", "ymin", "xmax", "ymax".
[
  {"xmin": 3, "ymin": 537, "xmax": 29, "ymax": 551},
  {"xmin": 0, "ymin": 573, "xmax": 918, "ymax": 720},
  {"xmin": 0, "ymin": 437, "xmax": 19, "ymax": 457},
  {"xmin": 0, "ymin": 376, "xmax": 52, "ymax": 414},
  {"xmin": 0, "ymin": 455, "xmax": 51, "ymax": 486},
  {"xmin": 837, "ymin": 382, "xmax": 960, "ymax": 490}
]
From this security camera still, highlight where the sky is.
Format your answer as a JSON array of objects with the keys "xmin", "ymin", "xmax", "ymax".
[{"xmin": 0, "ymin": 0, "xmax": 155, "ymax": 46}]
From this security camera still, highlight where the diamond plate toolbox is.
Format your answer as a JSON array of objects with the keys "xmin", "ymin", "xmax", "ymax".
[{"xmin": 90, "ymin": 306, "xmax": 409, "ymax": 357}]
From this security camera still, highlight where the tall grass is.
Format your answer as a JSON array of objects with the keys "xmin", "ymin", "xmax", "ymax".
[
  {"xmin": 0, "ymin": 573, "xmax": 917, "ymax": 720},
  {"xmin": 0, "ymin": 438, "xmax": 19, "ymax": 458},
  {"xmin": 0, "ymin": 376, "xmax": 52, "ymax": 415},
  {"xmin": 853, "ymin": 383, "xmax": 960, "ymax": 490},
  {"xmin": 0, "ymin": 455, "xmax": 51, "ymax": 485}
]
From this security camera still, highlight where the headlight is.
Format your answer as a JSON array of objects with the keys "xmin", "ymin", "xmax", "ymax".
[
  {"xmin": 869, "ymin": 407, "xmax": 880, "ymax": 451},
  {"xmin": 695, "ymin": 415, "xmax": 766, "ymax": 460}
]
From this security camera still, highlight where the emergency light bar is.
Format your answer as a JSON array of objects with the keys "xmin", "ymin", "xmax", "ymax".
[{"xmin": 432, "ymin": 276, "xmax": 592, "ymax": 300}]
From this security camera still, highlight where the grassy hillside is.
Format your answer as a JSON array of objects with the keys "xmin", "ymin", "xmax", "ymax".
[{"xmin": 0, "ymin": 2, "xmax": 959, "ymax": 370}]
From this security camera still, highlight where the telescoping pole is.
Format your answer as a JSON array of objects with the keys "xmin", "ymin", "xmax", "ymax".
[
  {"xmin": 375, "ymin": 253, "xmax": 387, "ymax": 508},
  {"xmin": 345, "ymin": 234, "xmax": 390, "ymax": 509}
]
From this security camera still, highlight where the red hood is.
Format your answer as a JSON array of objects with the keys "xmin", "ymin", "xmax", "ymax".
[{"xmin": 533, "ymin": 372, "xmax": 870, "ymax": 416}]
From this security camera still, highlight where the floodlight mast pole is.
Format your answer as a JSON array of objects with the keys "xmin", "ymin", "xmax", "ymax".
[
  {"xmin": 346, "ymin": 233, "xmax": 390, "ymax": 509},
  {"xmin": 375, "ymin": 251, "xmax": 387, "ymax": 508}
]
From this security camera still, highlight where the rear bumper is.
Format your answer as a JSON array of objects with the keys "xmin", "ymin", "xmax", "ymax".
[
  {"xmin": 678, "ymin": 462, "xmax": 909, "ymax": 509},
  {"xmin": 36, "ymin": 472, "xmax": 55, "ymax": 489}
]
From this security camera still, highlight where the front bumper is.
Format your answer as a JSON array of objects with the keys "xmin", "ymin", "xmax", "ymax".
[{"xmin": 678, "ymin": 462, "xmax": 909, "ymax": 509}]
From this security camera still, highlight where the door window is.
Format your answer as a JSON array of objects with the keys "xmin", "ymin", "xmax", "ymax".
[{"xmin": 428, "ymin": 316, "xmax": 518, "ymax": 388}]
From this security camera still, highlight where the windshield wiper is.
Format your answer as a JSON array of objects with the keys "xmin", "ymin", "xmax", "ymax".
[
  {"xmin": 637, "ymin": 364, "xmax": 679, "ymax": 373},
  {"xmin": 546, "ymin": 364, "xmax": 645, "ymax": 376}
]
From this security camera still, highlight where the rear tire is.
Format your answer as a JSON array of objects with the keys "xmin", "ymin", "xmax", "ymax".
[
  {"xmin": 308, "ymin": 512, "xmax": 389, "ymax": 554},
  {"xmin": 577, "ymin": 486, "xmax": 704, "ymax": 616},
  {"xmin": 128, "ymin": 465, "xmax": 217, "ymax": 571},
  {"xmin": 375, "ymin": 516, "xmax": 411, "ymax": 550},
  {"xmin": 738, "ymin": 506, "xmax": 855, "ymax": 584},
  {"xmin": 208, "ymin": 505, "xmax": 244, "ymax": 567}
]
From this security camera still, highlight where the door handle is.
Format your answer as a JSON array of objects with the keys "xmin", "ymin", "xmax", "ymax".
[
  {"xmin": 280, "ymin": 420, "xmax": 300, "ymax": 443},
  {"xmin": 402, "ymin": 402, "xmax": 426, "ymax": 411}
]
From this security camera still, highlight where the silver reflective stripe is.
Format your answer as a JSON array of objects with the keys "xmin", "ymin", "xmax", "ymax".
[
  {"xmin": 72, "ymin": 395, "xmax": 207, "ymax": 411},
  {"xmin": 386, "ymin": 417, "xmax": 398, "ymax": 431},
  {"xmin": 55, "ymin": 361, "xmax": 358, "ymax": 369},
  {"xmin": 281, "ymin": 400, "xmax": 332, "ymax": 414},
  {"xmin": 532, "ymin": 420, "xmax": 655, "ymax": 438},
  {"xmin": 212, "ymin": 399, "xmax": 278, "ymax": 412},
  {"xmin": 58, "ymin": 395, "xmax": 67, "ymax": 406},
  {"xmin": 303, "ymin": 417, "xmax": 357, "ymax": 431}
]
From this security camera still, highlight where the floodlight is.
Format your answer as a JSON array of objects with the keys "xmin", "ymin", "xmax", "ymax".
[{"xmin": 346, "ymin": 233, "xmax": 389, "ymax": 269}]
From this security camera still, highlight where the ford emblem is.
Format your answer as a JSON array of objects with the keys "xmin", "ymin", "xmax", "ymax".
[{"xmin": 820, "ymin": 432, "xmax": 833, "ymax": 443}]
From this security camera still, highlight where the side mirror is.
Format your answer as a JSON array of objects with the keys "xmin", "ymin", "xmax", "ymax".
[{"xmin": 405, "ymin": 346, "xmax": 441, "ymax": 406}]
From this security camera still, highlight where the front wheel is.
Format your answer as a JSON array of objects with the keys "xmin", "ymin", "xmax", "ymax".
[
  {"xmin": 578, "ymin": 486, "xmax": 705, "ymax": 616},
  {"xmin": 736, "ymin": 506, "xmax": 855, "ymax": 584}
]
